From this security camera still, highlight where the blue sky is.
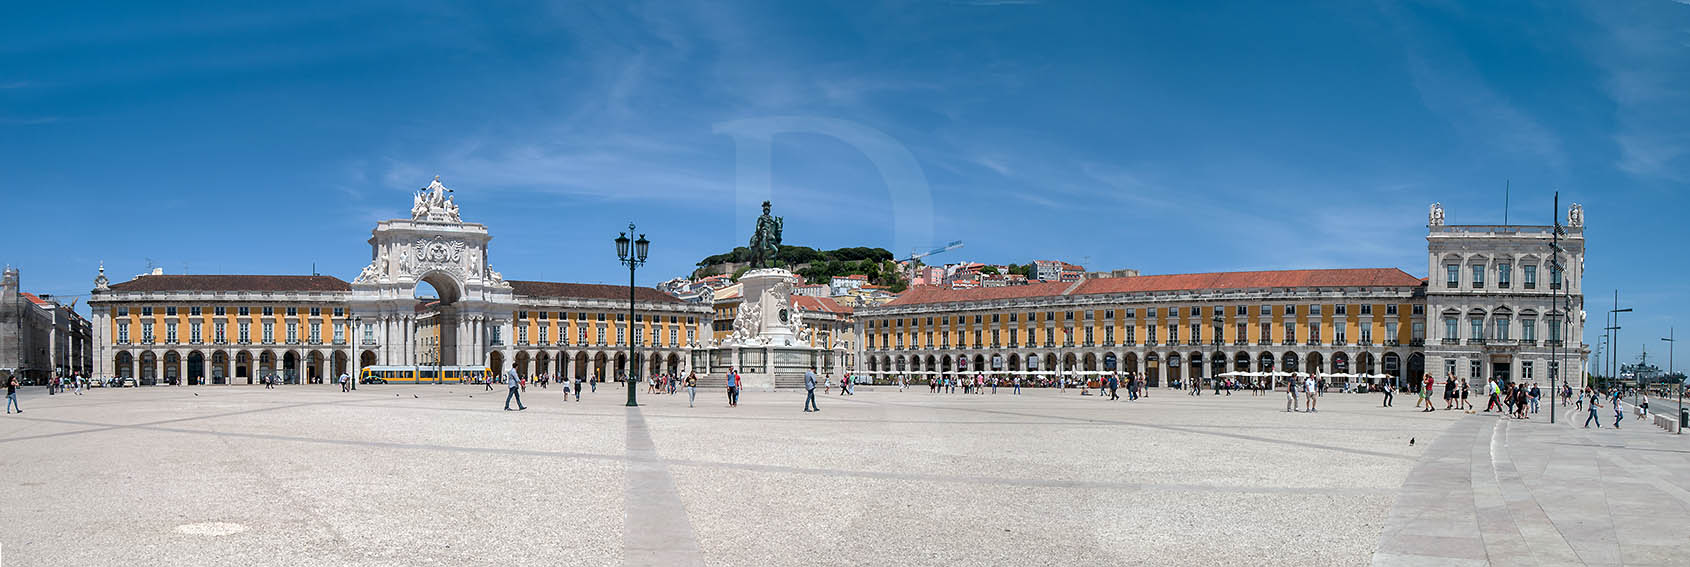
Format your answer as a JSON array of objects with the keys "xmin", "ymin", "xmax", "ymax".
[{"xmin": 3, "ymin": 2, "xmax": 1688, "ymax": 369}]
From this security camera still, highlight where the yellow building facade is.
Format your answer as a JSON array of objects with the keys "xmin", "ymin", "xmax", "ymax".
[{"xmin": 857, "ymin": 268, "xmax": 1429, "ymax": 387}]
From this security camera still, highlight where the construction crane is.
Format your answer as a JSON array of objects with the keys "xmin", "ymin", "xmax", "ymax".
[
  {"xmin": 898, "ymin": 240, "xmax": 964, "ymax": 264},
  {"xmin": 898, "ymin": 241, "xmax": 964, "ymax": 282}
]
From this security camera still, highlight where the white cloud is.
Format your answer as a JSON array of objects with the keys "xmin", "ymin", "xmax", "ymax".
[
  {"xmin": 1381, "ymin": 4, "xmax": 1566, "ymax": 170},
  {"xmin": 1588, "ymin": 4, "xmax": 1690, "ymax": 182}
]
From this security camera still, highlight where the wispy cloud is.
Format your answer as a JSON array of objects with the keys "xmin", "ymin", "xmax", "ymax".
[
  {"xmin": 1380, "ymin": 4, "xmax": 1566, "ymax": 170},
  {"xmin": 1588, "ymin": 3, "xmax": 1690, "ymax": 182},
  {"xmin": 0, "ymin": 116, "xmax": 60, "ymax": 125}
]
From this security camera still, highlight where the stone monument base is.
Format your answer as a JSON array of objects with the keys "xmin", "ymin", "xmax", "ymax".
[{"xmin": 691, "ymin": 344, "xmax": 820, "ymax": 391}]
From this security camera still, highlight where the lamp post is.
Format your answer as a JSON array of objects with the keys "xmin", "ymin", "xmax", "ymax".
[
  {"xmin": 615, "ymin": 224, "xmax": 649, "ymax": 407},
  {"xmin": 350, "ymin": 316, "xmax": 360, "ymax": 390},
  {"xmin": 1610, "ymin": 297, "xmax": 1632, "ymax": 401},
  {"xmin": 1664, "ymin": 328, "xmax": 1677, "ymax": 434}
]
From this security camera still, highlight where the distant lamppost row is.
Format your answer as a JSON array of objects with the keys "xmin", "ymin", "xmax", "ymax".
[
  {"xmin": 616, "ymin": 224, "xmax": 650, "ymax": 408},
  {"xmin": 1664, "ymin": 328, "xmax": 1677, "ymax": 434},
  {"xmin": 1609, "ymin": 293, "xmax": 1632, "ymax": 402}
]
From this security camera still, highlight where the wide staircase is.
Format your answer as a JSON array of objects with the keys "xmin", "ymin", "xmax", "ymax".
[{"xmin": 688, "ymin": 372, "xmax": 815, "ymax": 390}]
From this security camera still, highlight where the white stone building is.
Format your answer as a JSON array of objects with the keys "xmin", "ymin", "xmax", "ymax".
[{"xmin": 1424, "ymin": 202, "xmax": 1588, "ymax": 388}]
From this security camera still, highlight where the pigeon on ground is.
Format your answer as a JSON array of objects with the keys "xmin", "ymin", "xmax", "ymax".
[
  {"xmin": 413, "ymin": 395, "xmax": 418, "ymax": 398},
  {"xmin": 1409, "ymin": 437, "xmax": 1416, "ymax": 446},
  {"xmin": 193, "ymin": 393, "xmax": 198, "ymax": 396}
]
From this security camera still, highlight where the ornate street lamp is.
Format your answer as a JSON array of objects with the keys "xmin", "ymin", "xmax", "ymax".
[{"xmin": 616, "ymin": 224, "xmax": 649, "ymax": 407}]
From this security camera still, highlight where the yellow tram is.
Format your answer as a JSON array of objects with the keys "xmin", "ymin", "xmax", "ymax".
[{"xmin": 359, "ymin": 365, "xmax": 492, "ymax": 384}]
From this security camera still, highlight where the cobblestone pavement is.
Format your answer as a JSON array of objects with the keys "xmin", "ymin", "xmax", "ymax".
[
  {"xmin": 1374, "ymin": 402, "xmax": 1690, "ymax": 567},
  {"xmin": 2, "ymin": 384, "xmax": 1465, "ymax": 566}
]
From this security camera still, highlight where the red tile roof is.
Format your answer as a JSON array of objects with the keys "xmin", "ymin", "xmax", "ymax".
[
  {"xmin": 20, "ymin": 292, "xmax": 51, "ymax": 306},
  {"xmin": 876, "ymin": 268, "xmax": 1421, "ymax": 307},
  {"xmin": 793, "ymin": 295, "xmax": 852, "ymax": 315},
  {"xmin": 1073, "ymin": 268, "xmax": 1423, "ymax": 296},
  {"xmin": 107, "ymin": 274, "xmax": 351, "ymax": 293},
  {"xmin": 878, "ymin": 281, "xmax": 1074, "ymax": 307},
  {"xmin": 507, "ymin": 280, "xmax": 684, "ymax": 304}
]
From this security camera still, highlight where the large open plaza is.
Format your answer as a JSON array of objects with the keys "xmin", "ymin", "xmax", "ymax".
[
  {"xmin": 7, "ymin": 3, "xmax": 1690, "ymax": 566},
  {"xmin": 4, "ymin": 384, "xmax": 1686, "ymax": 566}
]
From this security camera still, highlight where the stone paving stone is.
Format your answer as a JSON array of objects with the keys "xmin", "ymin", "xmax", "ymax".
[
  {"xmin": 5, "ymin": 385, "xmax": 1688, "ymax": 565},
  {"xmin": 1375, "ymin": 407, "xmax": 1690, "ymax": 567}
]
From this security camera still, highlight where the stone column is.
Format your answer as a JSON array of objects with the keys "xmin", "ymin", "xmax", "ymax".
[{"xmin": 92, "ymin": 309, "xmax": 109, "ymax": 380}]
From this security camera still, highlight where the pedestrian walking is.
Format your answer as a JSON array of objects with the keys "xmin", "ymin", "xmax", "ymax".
[
  {"xmin": 727, "ymin": 368, "xmax": 740, "ymax": 407},
  {"xmin": 6, "ymin": 377, "xmax": 20, "ymax": 414},
  {"xmin": 1420, "ymin": 374, "xmax": 1437, "ymax": 413},
  {"xmin": 1381, "ymin": 382, "xmax": 1393, "ymax": 407},
  {"xmin": 1304, "ymin": 374, "xmax": 1318, "ymax": 412},
  {"xmin": 1108, "ymin": 374, "xmax": 1120, "ymax": 401},
  {"xmin": 1584, "ymin": 393, "xmax": 1602, "ymax": 428},
  {"xmin": 1286, "ymin": 377, "xmax": 1299, "ymax": 412},
  {"xmin": 1529, "ymin": 383, "xmax": 1542, "ymax": 414},
  {"xmin": 803, "ymin": 367, "xmax": 820, "ymax": 412},
  {"xmin": 684, "ymin": 372, "xmax": 697, "ymax": 407},
  {"xmin": 504, "ymin": 368, "xmax": 526, "ymax": 411},
  {"xmin": 1612, "ymin": 391, "xmax": 1624, "ymax": 429},
  {"xmin": 573, "ymin": 374, "xmax": 583, "ymax": 402}
]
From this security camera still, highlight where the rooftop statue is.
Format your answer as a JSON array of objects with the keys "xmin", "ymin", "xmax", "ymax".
[
  {"xmin": 412, "ymin": 176, "xmax": 461, "ymax": 223},
  {"xmin": 748, "ymin": 200, "xmax": 783, "ymax": 269}
]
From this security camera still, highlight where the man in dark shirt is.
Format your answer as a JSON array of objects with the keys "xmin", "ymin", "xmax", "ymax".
[
  {"xmin": 6, "ymin": 377, "xmax": 21, "ymax": 414},
  {"xmin": 803, "ymin": 367, "xmax": 819, "ymax": 412}
]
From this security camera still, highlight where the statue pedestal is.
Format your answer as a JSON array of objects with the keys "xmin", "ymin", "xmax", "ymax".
[
  {"xmin": 737, "ymin": 268, "xmax": 802, "ymax": 345},
  {"xmin": 690, "ymin": 268, "xmax": 823, "ymax": 391}
]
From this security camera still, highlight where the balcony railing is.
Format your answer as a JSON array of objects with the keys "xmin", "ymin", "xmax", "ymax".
[
  {"xmin": 1234, "ymin": 340, "xmax": 1248, "ymax": 346},
  {"xmin": 1467, "ymin": 338, "xmax": 1487, "ymax": 345},
  {"xmin": 1257, "ymin": 340, "xmax": 1271, "ymax": 346},
  {"xmin": 1441, "ymin": 338, "xmax": 1459, "ymax": 345},
  {"xmin": 1281, "ymin": 340, "xmax": 1296, "ymax": 346},
  {"xmin": 1410, "ymin": 338, "xmax": 1425, "ymax": 347}
]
